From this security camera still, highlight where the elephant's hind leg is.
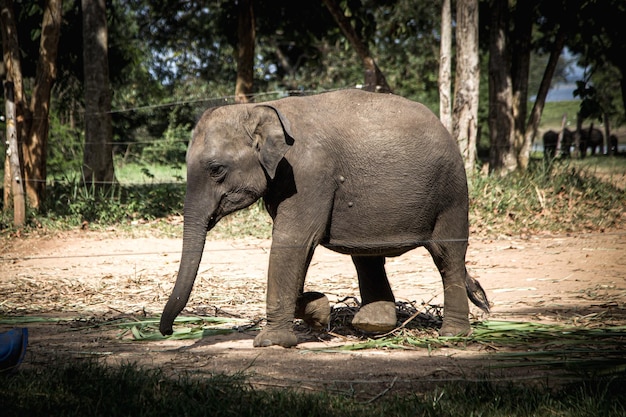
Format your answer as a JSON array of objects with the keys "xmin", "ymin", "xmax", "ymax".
[
  {"xmin": 350, "ymin": 256, "xmax": 397, "ymax": 333},
  {"xmin": 426, "ymin": 236, "xmax": 472, "ymax": 336}
]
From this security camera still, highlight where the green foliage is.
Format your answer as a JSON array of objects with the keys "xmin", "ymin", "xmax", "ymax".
[
  {"xmin": 0, "ymin": 360, "xmax": 624, "ymax": 417},
  {"xmin": 574, "ymin": 80, "xmax": 604, "ymax": 122},
  {"xmin": 40, "ymin": 177, "xmax": 184, "ymax": 227},
  {"xmin": 141, "ymin": 116, "xmax": 190, "ymax": 166},
  {"xmin": 46, "ymin": 113, "xmax": 84, "ymax": 177}
]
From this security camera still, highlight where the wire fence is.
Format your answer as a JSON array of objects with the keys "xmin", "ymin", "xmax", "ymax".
[
  {"xmin": 1, "ymin": 229, "xmax": 624, "ymax": 263},
  {"xmin": 2, "ymin": 87, "xmax": 624, "ymax": 250},
  {"xmin": 3, "ymin": 85, "xmax": 585, "ymax": 187},
  {"xmin": 1, "ymin": 88, "xmax": 354, "ymax": 187}
]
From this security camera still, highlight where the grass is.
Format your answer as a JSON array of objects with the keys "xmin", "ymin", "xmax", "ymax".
[
  {"xmin": 1, "ymin": 153, "xmax": 624, "ymax": 237},
  {"xmin": 1, "ymin": 156, "xmax": 625, "ymax": 415},
  {"xmin": 538, "ymin": 100, "xmax": 582, "ymax": 130},
  {"xmin": 2, "ymin": 314, "xmax": 625, "ymax": 416},
  {"xmin": 469, "ymin": 157, "xmax": 626, "ymax": 235},
  {"xmin": 313, "ymin": 319, "xmax": 626, "ymax": 378},
  {"xmin": 115, "ymin": 161, "xmax": 186, "ymax": 185},
  {"xmin": 1, "ymin": 360, "xmax": 624, "ymax": 417}
]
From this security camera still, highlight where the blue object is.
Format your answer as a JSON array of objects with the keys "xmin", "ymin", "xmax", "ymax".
[{"xmin": 0, "ymin": 328, "xmax": 28, "ymax": 371}]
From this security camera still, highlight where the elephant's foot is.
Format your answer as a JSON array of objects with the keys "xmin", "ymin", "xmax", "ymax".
[
  {"xmin": 351, "ymin": 301, "xmax": 397, "ymax": 333},
  {"xmin": 295, "ymin": 291, "xmax": 331, "ymax": 329},
  {"xmin": 253, "ymin": 328, "xmax": 298, "ymax": 348},
  {"xmin": 439, "ymin": 316, "xmax": 472, "ymax": 337}
]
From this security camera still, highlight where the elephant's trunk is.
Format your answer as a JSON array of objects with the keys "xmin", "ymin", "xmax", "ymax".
[{"xmin": 159, "ymin": 215, "xmax": 211, "ymax": 336}]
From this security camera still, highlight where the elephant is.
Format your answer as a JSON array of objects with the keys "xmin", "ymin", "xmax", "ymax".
[
  {"xmin": 159, "ymin": 89, "xmax": 490, "ymax": 348},
  {"xmin": 579, "ymin": 125, "xmax": 604, "ymax": 157},
  {"xmin": 542, "ymin": 130, "xmax": 558, "ymax": 159},
  {"xmin": 542, "ymin": 128, "xmax": 573, "ymax": 159}
]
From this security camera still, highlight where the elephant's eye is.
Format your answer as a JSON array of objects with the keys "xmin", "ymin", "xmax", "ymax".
[{"xmin": 208, "ymin": 163, "xmax": 227, "ymax": 182}]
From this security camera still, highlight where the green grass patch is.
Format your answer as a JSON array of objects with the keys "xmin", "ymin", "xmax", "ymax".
[
  {"xmin": 313, "ymin": 320, "xmax": 626, "ymax": 377},
  {"xmin": 469, "ymin": 158, "xmax": 626, "ymax": 235},
  {"xmin": 115, "ymin": 162, "xmax": 186, "ymax": 185},
  {"xmin": 569, "ymin": 155, "xmax": 626, "ymax": 178},
  {"xmin": 1, "ymin": 156, "xmax": 624, "ymax": 238},
  {"xmin": 1, "ymin": 360, "xmax": 624, "ymax": 417},
  {"xmin": 539, "ymin": 100, "xmax": 581, "ymax": 130}
]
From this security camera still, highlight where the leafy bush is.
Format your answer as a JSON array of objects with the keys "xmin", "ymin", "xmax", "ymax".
[
  {"xmin": 41, "ymin": 177, "xmax": 185, "ymax": 227},
  {"xmin": 141, "ymin": 116, "xmax": 190, "ymax": 165},
  {"xmin": 46, "ymin": 112, "xmax": 84, "ymax": 177}
]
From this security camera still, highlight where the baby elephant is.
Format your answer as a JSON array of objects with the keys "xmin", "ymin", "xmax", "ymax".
[{"xmin": 159, "ymin": 89, "xmax": 489, "ymax": 348}]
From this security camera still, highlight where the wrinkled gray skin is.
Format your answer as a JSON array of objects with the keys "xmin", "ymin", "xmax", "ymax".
[{"xmin": 159, "ymin": 89, "xmax": 489, "ymax": 348}]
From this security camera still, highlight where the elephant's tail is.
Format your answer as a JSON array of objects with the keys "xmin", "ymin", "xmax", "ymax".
[{"xmin": 465, "ymin": 271, "xmax": 490, "ymax": 313}]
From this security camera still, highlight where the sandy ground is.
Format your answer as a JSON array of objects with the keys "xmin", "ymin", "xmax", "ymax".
[{"xmin": 1, "ymin": 226, "xmax": 625, "ymax": 397}]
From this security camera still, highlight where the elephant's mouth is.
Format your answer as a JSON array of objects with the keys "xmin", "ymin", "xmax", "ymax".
[{"xmin": 207, "ymin": 215, "xmax": 218, "ymax": 231}]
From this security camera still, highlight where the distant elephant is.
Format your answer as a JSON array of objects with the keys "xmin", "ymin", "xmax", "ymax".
[
  {"xmin": 542, "ymin": 130, "xmax": 558, "ymax": 159},
  {"xmin": 159, "ymin": 89, "xmax": 490, "ymax": 348},
  {"xmin": 542, "ymin": 128, "xmax": 573, "ymax": 159},
  {"xmin": 579, "ymin": 125, "xmax": 604, "ymax": 157}
]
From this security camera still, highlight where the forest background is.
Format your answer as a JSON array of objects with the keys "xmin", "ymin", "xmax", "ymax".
[{"xmin": 1, "ymin": 0, "xmax": 625, "ymax": 223}]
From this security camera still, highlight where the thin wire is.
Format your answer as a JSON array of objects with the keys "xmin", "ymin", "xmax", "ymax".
[
  {"xmin": 8, "ymin": 87, "xmax": 566, "ymax": 156},
  {"xmin": 12, "ymin": 88, "xmax": 349, "ymax": 121},
  {"xmin": 1, "ymin": 230, "xmax": 624, "ymax": 263}
]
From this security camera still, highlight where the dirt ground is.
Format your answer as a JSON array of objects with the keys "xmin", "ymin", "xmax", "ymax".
[{"xmin": 1, "ymin": 223, "xmax": 625, "ymax": 397}]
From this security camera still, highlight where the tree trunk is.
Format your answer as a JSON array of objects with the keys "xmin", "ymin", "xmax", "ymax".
[
  {"xmin": 452, "ymin": 0, "xmax": 480, "ymax": 172},
  {"xmin": 321, "ymin": 0, "xmax": 391, "ymax": 93},
  {"xmin": 4, "ymin": 81, "xmax": 24, "ymax": 226},
  {"xmin": 520, "ymin": 27, "xmax": 566, "ymax": 167},
  {"xmin": 235, "ymin": 0, "xmax": 255, "ymax": 104},
  {"xmin": 511, "ymin": 0, "xmax": 533, "ymax": 159},
  {"xmin": 82, "ymin": 0, "xmax": 115, "ymax": 187},
  {"xmin": 22, "ymin": 0, "xmax": 62, "ymax": 208},
  {"xmin": 1, "ymin": 0, "xmax": 61, "ymax": 209},
  {"xmin": 603, "ymin": 113, "xmax": 610, "ymax": 156},
  {"xmin": 619, "ymin": 65, "xmax": 626, "ymax": 123},
  {"xmin": 439, "ymin": 0, "xmax": 452, "ymax": 132},
  {"xmin": 488, "ymin": 0, "xmax": 517, "ymax": 175},
  {"xmin": 1, "ymin": 0, "xmax": 27, "ymax": 209}
]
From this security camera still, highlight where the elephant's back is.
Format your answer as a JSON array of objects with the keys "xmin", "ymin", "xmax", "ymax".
[{"xmin": 275, "ymin": 89, "xmax": 459, "ymax": 164}]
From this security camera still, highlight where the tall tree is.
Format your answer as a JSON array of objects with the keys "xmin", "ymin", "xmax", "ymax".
[
  {"xmin": 0, "ymin": 0, "xmax": 23, "ymax": 210},
  {"xmin": 488, "ymin": 0, "xmax": 517, "ymax": 175},
  {"xmin": 1, "ymin": 0, "xmax": 61, "ymax": 209},
  {"xmin": 321, "ymin": 0, "xmax": 391, "ymax": 92},
  {"xmin": 521, "ymin": 26, "xmax": 566, "ymax": 163},
  {"xmin": 510, "ymin": 0, "xmax": 534, "ymax": 169},
  {"xmin": 452, "ymin": 0, "xmax": 480, "ymax": 172},
  {"xmin": 81, "ymin": 0, "xmax": 115, "ymax": 187},
  {"xmin": 439, "ymin": 0, "xmax": 452, "ymax": 132},
  {"xmin": 235, "ymin": 0, "xmax": 255, "ymax": 103}
]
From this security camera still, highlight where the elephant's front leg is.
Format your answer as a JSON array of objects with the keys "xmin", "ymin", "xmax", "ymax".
[{"xmin": 253, "ymin": 236, "xmax": 316, "ymax": 348}]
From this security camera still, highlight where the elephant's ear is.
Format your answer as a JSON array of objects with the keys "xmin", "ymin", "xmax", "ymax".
[{"xmin": 249, "ymin": 105, "xmax": 294, "ymax": 179}]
